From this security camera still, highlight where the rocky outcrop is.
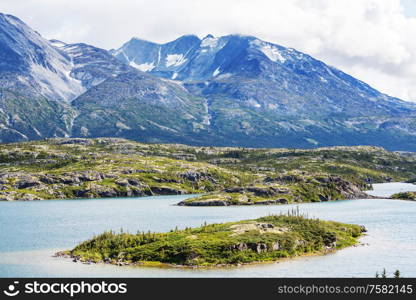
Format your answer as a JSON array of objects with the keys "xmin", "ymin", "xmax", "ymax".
[
  {"xmin": 177, "ymin": 170, "xmax": 218, "ymax": 183},
  {"xmin": 178, "ymin": 200, "xmax": 229, "ymax": 206},
  {"xmin": 75, "ymin": 171, "xmax": 106, "ymax": 182},
  {"xmin": 171, "ymin": 153, "xmax": 197, "ymax": 161},
  {"xmin": 179, "ymin": 175, "xmax": 374, "ymax": 206},
  {"xmin": 15, "ymin": 177, "xmax": 41, "ymax": 189},
  {"xmin": 37, "ymin": 171, "xmax": 106, "ymax": 185},
  {"xmin": 224, "ymin": 186, "xmax": 289, "ymax": 196},
  {"xmin": 255, "ymin": 199, "xmax": 288, "ymax": 205},
  {"xmin": 74, "ymin": 184, "xmax": 118, "ymax": 198},
  {"xmin": 0, "ymin": 191, "xmax": 42, "ymax": 201},
  {"xmin": 230, "ymin": 241, "xmax": 280, "ymax": 253},
  {"xmin": 0, "ymin": 171, "xmax": 183, "ymax": 201},
  {"xmin": 265, "ymin": 174, "xmax": 305, "ymax": 183},
  {"xmin": 324, "ymin": 176, "xmax": 371, "ymax": 199},
  {"xmin": 246, "ymin": 186, "xmax": 288, "ymax": 197},
  {"xmin": 121, "ymin": 168, "xmax": 159, "ymax": 174},
  {"xmin": 150, "ymin": 186, "xmax": 186, "ymax": 195}
]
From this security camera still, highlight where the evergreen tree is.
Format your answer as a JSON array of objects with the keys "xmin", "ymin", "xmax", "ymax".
[{"xmin": 394, "ymin": 270, "xmax": 400, "ymax": 278}]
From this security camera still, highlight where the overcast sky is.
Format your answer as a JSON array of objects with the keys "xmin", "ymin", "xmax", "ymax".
[{"xmin": 1, "ymin": 0, "xmax": 416, "ymax": 101}]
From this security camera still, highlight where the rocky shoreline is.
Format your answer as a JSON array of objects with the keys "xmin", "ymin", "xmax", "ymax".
[
  {"xmin": 0, "ymin": 170, "xmax": 377, "ymax": 206},
  {"xmin": 54, "ymin": 243, "xmax": 369, "ymax": 269},
  {"xmin": 0, "ymin": 170, "xmax": 191, "ymax": 201}
]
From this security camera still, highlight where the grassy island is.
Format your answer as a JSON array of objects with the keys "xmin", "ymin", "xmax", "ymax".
[
  {"xmin": 390, "ymin": 191, "xmax": 416, "ymax": 201},
  {"xmin": 63, "ymin": 213, "xmax": 366, "ymax": 267}
]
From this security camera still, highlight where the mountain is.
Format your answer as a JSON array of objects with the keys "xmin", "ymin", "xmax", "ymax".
[
  {"xmin": 109, "ymin": 34, "xmax": 416, "ymax": 149},
  {"xmin": 0, "ymin": 14, "xmax": 84, "ymax": 101},
  {"xmin": 1, "ymin": 12, "xmax": 416, "ymax": 150},
  {"xmin": 111, "ymin": 35, "xmax": 201, "ymax": 78},
  {"xmin": 71, "ymin": 71, "xmax": 210, "ymax": 143},
  {"xmin": 52, "ymin": 41, "xmax": 132, "ymax": 90},
  {"xmin": 0, "ymin": 13, "xmax": 81, "ymax": 141},
  {"xmin": 0, "ymin": 13, "xmax": 137, "ymax": 141},
  {"xmin": 113, "ymin": 34, "xmax": 414, "ymax": 116},
  {"xmin": 51, "ymin": 41, "xmax": 211, "ymax": 143}
]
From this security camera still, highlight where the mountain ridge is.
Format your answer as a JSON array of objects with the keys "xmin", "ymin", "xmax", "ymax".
[{"xmin": 1, "ymin": 12, "xmax": 416, "ymax": 150}]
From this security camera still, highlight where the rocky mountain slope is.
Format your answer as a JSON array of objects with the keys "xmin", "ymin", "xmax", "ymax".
[
  {"xmin": 1, "ymin": 13, "xmax": 416, "ymax": 150},
  {"xmin": 71, "ymin": 71, "xmax": 210, "ymax": 144},
  {"xmin": 0, "ymin": 14, "xmax": 84, "ymax": 101},
  {"xmin": 0, "ymin": 13, "xmax": 80, "ymax": 141},
  {"xmin": 111, "ymin": 34, "xmax": 416, "ymax": 149},
  {"xmin": 0, "ymin": 13, "xmax": 133, "ymax": 142},
  {"xmin": 51, "ymin": 40, "xmax": 132, "ymax": 90},
  {"xmin": 0, "ymin": 13, "xmax": 202, "ymax": 143}
]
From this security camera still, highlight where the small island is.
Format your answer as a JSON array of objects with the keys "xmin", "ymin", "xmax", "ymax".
[
  {"xmin": 59, "ymin": 213, "xmax": 366, "ymax": 267},
  {"xmin": 390, "ymin": 191, "xmax": 416, "ymax": 201},
  {"xmin": 177, "ymin": 175, "xmax": 371, "ymax": 206}
]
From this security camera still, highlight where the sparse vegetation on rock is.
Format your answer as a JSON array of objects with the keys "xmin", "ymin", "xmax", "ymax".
[
  {"xmin": 390, "ymin": 191, "xmax": 416, "ymax": 201},
  {"xmin": 0, "ymin": 138, "xmax": 415, "ymax": 205},
  {"xmin": 61, "ymin": 212, "xmax": 365, "ymax": 267}
]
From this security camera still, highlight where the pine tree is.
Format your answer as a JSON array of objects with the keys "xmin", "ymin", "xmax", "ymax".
[
  {"xmin": 394, "ymin": 270, "xmax": 400, "ymax": 278},
  {"xmin": 375, "ymin": 271, "xmax": 379, "ymax": 278},
  {"xmin": 381, "ymin": 268, "xmax": 387, "ymax": 278}
]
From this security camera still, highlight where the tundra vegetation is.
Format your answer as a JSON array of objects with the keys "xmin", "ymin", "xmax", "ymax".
[
  {"xmin": 62, "ymin": 212, "xmax": 366, "ymax": 267},
  {"xmin": 390, "ymin": 191, "xmax": 416, "ymax": 201},
  {"xmin": 0, "ymin": 138, "xmax": 415, "ymax": 205}
]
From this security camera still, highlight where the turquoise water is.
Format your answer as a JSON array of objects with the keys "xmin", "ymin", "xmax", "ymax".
[{"xmin": 0, "ymin": 183, "xmax": 415, "ymax": 277}]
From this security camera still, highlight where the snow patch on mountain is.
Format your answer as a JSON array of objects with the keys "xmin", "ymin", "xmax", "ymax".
[
  {"xmin": 130, "ymin": 61, "xmax": 155, "ymax": 72},
  {"xmin": 216, "ymin": 73, "xmax": 232, "ymax": 79},
  {"xmin": 157, "ymin": 47, "xmax": 162, "ymax": 64},
  {"xmin": 268, "ymin": 103, "xmax": 278, "ymax": 110},
  {"xmin": 247, "ymin": 98, "xmax": 261, "ymax": 108},
  {"xmin": 165, "ymin": 54, "xmax": 187, "ymax": 67},
  {"xmin": 201, "ymin": 36, "xmax": 218, "ymax": 48},
  {"xmin": 62, "ymin": 44, "xmax": 85, "ymax": 58},
  {"xmin": 262, "ymin": 45, "xmax": 285, "ymax": 63},
  {"xmin": 251, "ymin": 40, "xmax": 285, "ymax": 63}
]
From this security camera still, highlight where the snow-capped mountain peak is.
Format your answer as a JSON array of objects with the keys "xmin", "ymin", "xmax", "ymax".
[
  {"xmin": 2, "ymin": 13, "xmax": 416, "ymax": 150},
  {"xmin": 110, "ymin": 34, "xmax": 296, "ymax": 81}
]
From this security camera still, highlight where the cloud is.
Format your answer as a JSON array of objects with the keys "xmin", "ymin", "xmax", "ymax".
[{"xmin": 1, "ymin": 0, "xmax": 416, "ymax": 101}]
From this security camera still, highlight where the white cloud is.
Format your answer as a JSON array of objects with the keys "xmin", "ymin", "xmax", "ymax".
[{"xmin": 1, "ymin": 0, "xmax": 416, "ymax": 101}]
